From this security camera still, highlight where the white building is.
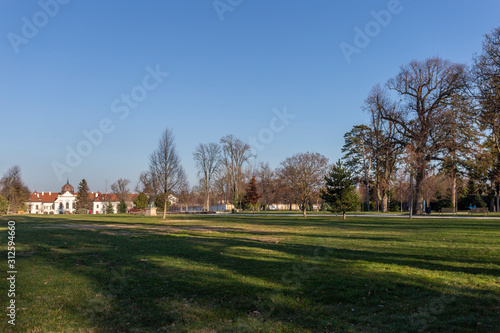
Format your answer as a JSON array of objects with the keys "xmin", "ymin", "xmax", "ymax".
[
  {"xmin": 27, "ymin": 180, "xmax": 100, "ymax": 214},
  {"xmin": 92, "ymin": 193, "xmax": 139, "ymax": 214}
]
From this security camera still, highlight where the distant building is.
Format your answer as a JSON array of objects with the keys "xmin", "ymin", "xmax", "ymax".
[
  {"xmin": 26, "ymin": 180, "xmax": 138, "ymax": 214},
  {"xmin": 92, "ymin": 193, "xmax": 139, "ymax": 214},
  {"xmin": 27, "ymin": 180, "xmax": 100, "ymax": 214}
]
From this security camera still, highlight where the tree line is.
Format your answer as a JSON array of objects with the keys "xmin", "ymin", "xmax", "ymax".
[{"xmin": 342, "ymin": 26, "xmax": 500, "ymax": 215}]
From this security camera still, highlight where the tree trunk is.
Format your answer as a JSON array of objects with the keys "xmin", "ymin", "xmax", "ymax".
[
  {"xmin": 163, "ymin": 201, "xmax": 167, "ymax": 219},
  {"xmin": 365, "ymin": 182, "xmax": 370, "ymax": 212},
  {"xmin": 382, "ymin": 192, "xmax": 388, "ymax": 213},
  {"xmin": 303, "ymin": 208, "xmax": 307, "ymax": 217},
  {"xmin": 451, "ymin": 167, "xmax": 457, "ymax": 212},
  {"xmin": 343, "ymin": 211, "xmax": 346, "ymax": 220},
  {"xmin": 206, "ymin": 194, "xmax": 210, "ymax": 212},
  {"xmin": 415, "ymin": 164, "xmax": 425, "ymax": 215},
  {"xmin": 496, "ymin": 183, "xmax": 499, "ymax": 213}
]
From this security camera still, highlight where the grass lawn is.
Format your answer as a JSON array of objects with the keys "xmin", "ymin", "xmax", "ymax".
[{"xmin": 1, "ymin": 214, "xmax": 499, "ymax": 332}]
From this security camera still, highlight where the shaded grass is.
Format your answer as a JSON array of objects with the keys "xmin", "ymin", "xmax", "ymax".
[{"xmin": 0, "ymin": 214, "xmax": 499, "ymax": 332}]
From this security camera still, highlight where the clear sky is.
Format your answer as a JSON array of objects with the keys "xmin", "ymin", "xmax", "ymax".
[{"xmin": 1, "ymin": 0, "xmax": 499, "ymax": 192}]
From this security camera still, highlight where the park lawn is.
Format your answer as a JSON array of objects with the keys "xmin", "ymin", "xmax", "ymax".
[{"xmin": 0, "ymin": 214, "xmax": 498, "ymax": 332}]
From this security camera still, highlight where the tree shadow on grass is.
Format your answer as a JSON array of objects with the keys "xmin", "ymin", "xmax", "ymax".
[{"xmin": 9, "ymin": 216, "xmax": 500, "ymax": 332}]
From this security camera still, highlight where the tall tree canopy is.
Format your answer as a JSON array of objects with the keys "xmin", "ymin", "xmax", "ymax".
[
  {"xmin": 382, "ymin": 57, "xmax": 468, "ymax": 214},
  {"xmin": 193, "ymin": 142, "xmax": 221, "ymax": 211},
  {"xmin": 220, "ymin": 135, "xmax": 254, "ymax": 208}
]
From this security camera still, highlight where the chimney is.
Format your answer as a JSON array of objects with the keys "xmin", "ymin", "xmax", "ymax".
[
  {"xmin": 42, "ymin": 191, "xmax": 44, "ymax": 195},
  {"xmin": 49, "ymin": 192, "xmax": 51, "ymax": 195}
]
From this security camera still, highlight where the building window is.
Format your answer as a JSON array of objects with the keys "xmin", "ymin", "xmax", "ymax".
[
  {"xmin": 97, "ymin": 204, "xmax": 99, "ymax": 209},
  {"xmin": 36, "ymin": 205, "xmax": 39, "ymax": 210},
  {"xmin": 66, "ymin": 202, "xmax": 69, "ymax": 209}
]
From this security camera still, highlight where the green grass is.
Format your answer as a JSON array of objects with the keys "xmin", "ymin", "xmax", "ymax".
[{"xmin": 1, "ymin": 214, "xmax": 499, "ymax": 332}]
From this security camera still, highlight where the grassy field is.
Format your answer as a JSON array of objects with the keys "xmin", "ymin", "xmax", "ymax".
[{"xmin": 1, "ymin": 214, "xmax": 499, "ymax": 332}]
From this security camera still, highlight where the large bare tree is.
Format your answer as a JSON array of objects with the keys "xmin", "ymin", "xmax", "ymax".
[
  {"xmin": 193, "ymin": 142, "xmax": 221, "ymax": 211},
  {"xmin": 473, "ymin": 26, "xmax": 500, "ymax": 212},
  {"xmin": 220, "ymin": 135, "xmax": 254, "ymax": 208},
  {"xmin": 256, "ymin": 162, "xmax": 275, "ymax": 210},
  {"xmin": 111, "ymin": 178, "xmax": 131, "ymax": 201},
  {"xmin": 365, "ymin": 84, "xmax": 404, "ymax": 212},
  {"xmin": 149, "ymin": 128, "xmax": 186, "ymax": 219},
  {"xmin": 277, "ymin": 152, "xmax": 329, "ymax": 217},
  {"xmin": 0, "ymin": 165, "xmax": 30, "ymax": 213},
  {"xmin": 382, "ymin": 57, "xmax": 468, "ymax": 214}
]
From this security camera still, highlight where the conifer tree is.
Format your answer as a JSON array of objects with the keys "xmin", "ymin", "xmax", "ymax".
[
  {"xmin": 243, "ymin": 176, "xmax": 261, "ymax": 216},
  {"xmin": 76, "ymin": 179, "xmax": 91, "ymax": 211},
  {"xmin": 321, "ymin": 160, "xmax": 360, "ymax": 220}
]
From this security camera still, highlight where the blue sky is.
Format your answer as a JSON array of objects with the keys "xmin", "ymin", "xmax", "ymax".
[{"xmin": 1, "ymin": 0, "xmax": 499, "ymax": 192}]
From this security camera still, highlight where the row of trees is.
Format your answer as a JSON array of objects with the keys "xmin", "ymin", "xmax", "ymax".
[
  {"xmin": 132, "ymin": 125, "xmax": 361, "ymax": 218},
  {"xmin": 343, "ymin": 26, "xmax": 500, "ymax": 214}
]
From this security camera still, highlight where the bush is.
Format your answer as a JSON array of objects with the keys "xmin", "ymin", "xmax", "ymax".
[{"xmin": 75, "ymin": 208, "xmax": 88, "ymax": 214}]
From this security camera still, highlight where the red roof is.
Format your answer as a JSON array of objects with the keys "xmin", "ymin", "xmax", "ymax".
[
  {"xmin": 29, "ymin": 192, "xmax": 59, "ymax": 203},
  {"xmin": 94, "ymin": 193, "xmax": 139, "ymax": 202}
]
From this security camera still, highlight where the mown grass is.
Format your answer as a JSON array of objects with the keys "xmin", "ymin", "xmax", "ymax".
[{"xmin": 0, "ymin": 214, "xmax": 498, "ymax": 332}]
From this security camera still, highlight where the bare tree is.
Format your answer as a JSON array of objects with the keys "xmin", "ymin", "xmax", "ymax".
[
  {"xmin": 135, "ymin": 171, "xmax": 156, "ymax": 199},
  {"xmin": 220, "ymin": 135, "xmax": 254, "ymax": 208},
  {"xmin": 256, "ymin": 162, "xmax": 275, "ymax": 210},
  {"xmin": 277, "ymin": 152, "xmax": 329, "ymax": 217},
  {"xmin": 111, "ymin": 178, "xmax": 131, "ymax": 201},
  {"xmin": 473, "ymin": 26, "xmax": 500, "ymax": 212},
  {"xmin": 365, "ymin": 84, "xmax": 404, "ymax": 212},
  {"xmin": 382, "ymin": 57, "xmax": 468, "ymax": 214},
  {"xmin": 149, "ymin": 128, "xmax": 186, "ymax": 219},
  {"xmin": 193, "ymin": 142, "xmax": 221, "ymax": 211},
  {"xmin": 0, "ymin": 165, "xmax": 30, "ymax": 213}
]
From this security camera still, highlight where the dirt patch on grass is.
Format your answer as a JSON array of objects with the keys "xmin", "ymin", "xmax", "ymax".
[{"xmin": 33, "ymin": 223, "xmax": 247, "ymax": 235}]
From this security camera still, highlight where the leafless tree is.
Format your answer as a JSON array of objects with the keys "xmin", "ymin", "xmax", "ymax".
[
  {"xmin": 256, "ymin": 162, "xmax": 275, "ymax": 210},
  {"xmin": 149, "ymin": 128, "xmax": 186, "ymax": 219},
  {"xmin": 220, "ymin": 135, "xmax": 254, "ymax": 208},
  {"xmin": 472, "ymin": 26, "xmax": 500, "ymax": 212},
  {"xmin": 0, "ymin": 165, "xmax": 30, "ymax": 213},
  {"xmin": 135, "ymin": 171, "xmax": 156, "ymax": 199},
  {"xmin": 365, "ymin": 84, "xmax": 404, "ymax": 212},
  {"xmin": 382, "ymin": 57, "xmax": 468, "ymax": 214},
  {"xmin": 277, "ymin": 152, "xmax": 329, "ymax": 217},
  {"xmin": 193, "ymin": 142, "xmax": 221, "ymax": 211},
  {"xmin": 111, "ymin": 178, "xmax": 131, "ymax": 201}
]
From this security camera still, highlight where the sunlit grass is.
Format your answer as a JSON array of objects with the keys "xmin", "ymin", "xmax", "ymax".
[{"xmin": 0, "ymin": 214, "xmax": 498, "ymax": 332}]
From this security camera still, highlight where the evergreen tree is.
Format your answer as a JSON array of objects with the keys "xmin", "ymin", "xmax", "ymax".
[
  {"xmin": 118, "ymin": 199, "xmax": 128, "ymax": 214},
  {"xmin": 154, "ymin": 194, "xmax": 171, "ymax": 212},
  {"xmin": 243, "ymin": 176, "xmax": 261, "ymax": 216},
  {"xmin": 134, "ymin": 192, "xmax": 149, "ymax": 210},
  {"xmin": 321, "ymin": 160, "xmax": 361, "ymax": 220},
  {"xmin": 106, "ymin": 203, "xmax": 114, "ymax": 214},
  {"xmin": 76, "ymin": 179, "xmax": 91, "ymax": 211}
]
